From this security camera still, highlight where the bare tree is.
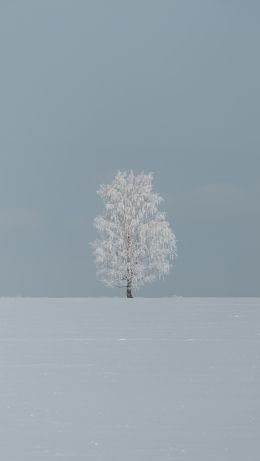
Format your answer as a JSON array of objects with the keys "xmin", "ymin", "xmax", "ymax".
[{"xmin": 92, "ymin": 171, "xmax": 177, "ymax": 298}]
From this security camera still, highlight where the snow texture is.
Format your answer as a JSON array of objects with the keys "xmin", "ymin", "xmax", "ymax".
[
  {"xmin": 0, "ymin": 297, "xmax": 259, "ymax": 460},
  {"xmin": 92, "ymin": 171, "xmax": 177, "ymax": 292}
]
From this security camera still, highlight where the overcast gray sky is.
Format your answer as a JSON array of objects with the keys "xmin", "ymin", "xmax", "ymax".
[{"xmin": 0, "ymin": 0, "xmax": 259, "ymax": 297}]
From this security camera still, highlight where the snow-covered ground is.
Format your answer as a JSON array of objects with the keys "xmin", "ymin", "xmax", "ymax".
[{"xmin": 0, "ymin": 297, "xmax": 259, "ymax": 460}]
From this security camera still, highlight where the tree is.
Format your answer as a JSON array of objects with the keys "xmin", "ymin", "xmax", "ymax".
[{"xmin": 92, "ymin": 171, "xmax": 177, "ymax": 298}]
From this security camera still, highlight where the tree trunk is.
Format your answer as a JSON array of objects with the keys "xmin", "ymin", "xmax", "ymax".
[
  {"xmin": 126, "ymin": 233, "xmax": 133, "ymax": 298},
  {"xmin": 127, "ymin": 283, "xmax": 133, "ymax": 298}
]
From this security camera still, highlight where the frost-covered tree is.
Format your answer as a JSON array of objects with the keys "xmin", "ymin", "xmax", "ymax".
[{"xmin": 92, "ymin": 171, "xmax": 177, "ymax": 298}]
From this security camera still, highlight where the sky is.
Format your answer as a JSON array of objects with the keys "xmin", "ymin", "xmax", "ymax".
[{"xmin": 0, "ymin": 0, "xmax": 259, "ymax": 297}]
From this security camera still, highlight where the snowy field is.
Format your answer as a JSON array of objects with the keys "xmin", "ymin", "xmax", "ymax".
[{"xmin": 0, "ymin": 297, "xmax": 259, "ymax": 461}]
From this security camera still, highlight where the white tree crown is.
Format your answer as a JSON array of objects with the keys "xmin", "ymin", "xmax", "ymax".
[{"xmin": 92, "ymin": 171, "xmax": 177, "ymax": 291}]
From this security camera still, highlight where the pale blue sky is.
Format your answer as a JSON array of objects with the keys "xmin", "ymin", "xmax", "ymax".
[{"xmin": 0, "ymin": 0, "xmax": 259, "ymax": 296}]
